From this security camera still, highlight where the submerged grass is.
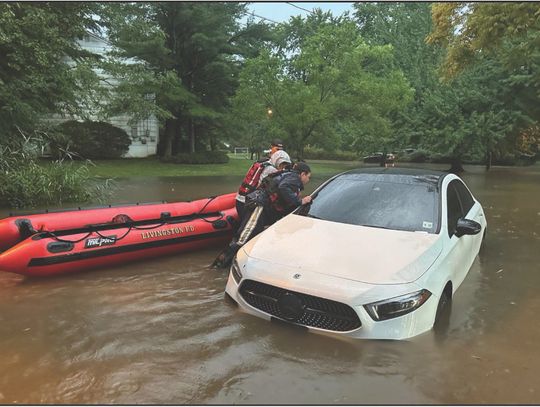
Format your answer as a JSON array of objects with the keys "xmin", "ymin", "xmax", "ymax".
[{"xmin": 79, "ymin": 156, "xmax": 361, "ymax": 179}]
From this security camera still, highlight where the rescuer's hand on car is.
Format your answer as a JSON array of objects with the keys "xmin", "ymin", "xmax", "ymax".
[{"xmin": 301, "ymin": 196, "xmax": 312, "ymax": 205}]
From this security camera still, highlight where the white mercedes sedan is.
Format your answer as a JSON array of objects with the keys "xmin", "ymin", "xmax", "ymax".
[{"xmin": 225, "ymin": 168, "xmax": 486, "ymax": 340}]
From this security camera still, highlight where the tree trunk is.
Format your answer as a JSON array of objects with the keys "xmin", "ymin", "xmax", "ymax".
[
  {"xmin": 380, "ymin": 150, "xmax": 387, "ymax": 167},
  {"xmin": 162, "ymin": 118, "xmax": 175, "ymax": 158},
  {"xmin": 189, "ymin": 118, "xmax": 195, "ymax": 153},
  {"xmin": 485, "ymin": 149, "xmax": 492, "ymax": 171},
  {"xmin": 448, "ymin": 157, "xmax": 464, "ymax": 174}
]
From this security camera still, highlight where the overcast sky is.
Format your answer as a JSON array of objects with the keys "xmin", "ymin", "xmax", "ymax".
[{"xmin": 246, "ymin": 2, "xmax": 354, "ymax": 24}]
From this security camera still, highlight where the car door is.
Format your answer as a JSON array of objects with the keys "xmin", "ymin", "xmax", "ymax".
[
  {"xmin": 453, "ymin": 179, "xmax": 484, "ymax": 258},
  {"xmin": 445, "ymin": 180, "xmax": 470, "ymax": 291}
]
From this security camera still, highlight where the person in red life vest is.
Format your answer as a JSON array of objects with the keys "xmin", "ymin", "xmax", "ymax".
[
  {"xmin": 260, "ymin": 149, "xmax": 292, "ymax": 181},
  {"xmin": 235, "ymin": 138, "xmax": 285, "ymax": 220},
  {"xmin": 212, "ymin": 162, "xmax": 312, "ymax": 269}
]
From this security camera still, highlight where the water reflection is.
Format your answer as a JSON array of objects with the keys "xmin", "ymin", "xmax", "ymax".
[{"xmin": 0, "ymin": 164, "xmax": 539, "ymax": 404}]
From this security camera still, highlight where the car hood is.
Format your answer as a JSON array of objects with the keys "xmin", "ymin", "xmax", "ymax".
[{"xmin": 242, "ymin": 214, "xmax": 442, "ymax": 285}]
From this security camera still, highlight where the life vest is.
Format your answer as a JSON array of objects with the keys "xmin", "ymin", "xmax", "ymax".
[
  {"xmin": 238, "ymin": 159, "xmax": 272, "ymax": 196},
  {"xmin": 260, "ymin": 169, "xmax": 295, "ymax": 213}
]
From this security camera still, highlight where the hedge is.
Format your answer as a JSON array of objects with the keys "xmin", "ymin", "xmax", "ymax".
[
  {"xmin": 55, "ymin": 120, "xmax": 131, "ymax": 159},
  {"xmin": 302, "ymin": 147, "xmax": 358, "ymax": 161}
]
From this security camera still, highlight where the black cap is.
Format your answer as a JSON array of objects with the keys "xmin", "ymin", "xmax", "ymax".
[{"xmin": 271, "ymin": 138, "xmax": 284, "ymax": 148}]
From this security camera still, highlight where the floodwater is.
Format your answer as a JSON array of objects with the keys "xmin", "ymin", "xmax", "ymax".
[{"xmin": 0, "ymin": 163, "xmax": 539, "ymax": 404}]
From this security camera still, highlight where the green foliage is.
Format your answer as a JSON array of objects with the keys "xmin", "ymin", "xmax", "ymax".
[
  {"xmin": 428, "ymin": 3, "xmax": 540, "ymax": 79},
  {"xmin": 355, "ymin": 3, "xmax": 441, "ymax": 96},
  {"xmin": 0, "ymin": 131, "xmax": 112, "ymax": 208},
  {"xmin": 0, "ymin": 3, "xmax": 103, "ymax": 141},
  {"xmin": 426, "ymin": 3, "xmax": 540, "ymax": 167},
  {"xmin": 230, "ymin": 14, "xmax": 413, "ymax": 158},
  {"xmin": 302, "ymin": 147, "xmax": 358, "ymax": 161},
  {"xmin": 56, "ymin": 121, "xmax": 131, "ymax": 159},
  {"xmin": 161, "ymin": 151, "xmax": 229, "ymax": 165},
  {"xmin": 101, "ymin": 2, "xmax": 272, "ymax": 156},
  {"xmin": 353, "ymin": 3, "xmax": 444, "ymax": 152},
  {"xmin": 401, "ymin": 149, "xmax": 431, "ymax": 163},
  {"xmin": 353, "ymin": 3, "xmax": 539, "ymax": 168}
]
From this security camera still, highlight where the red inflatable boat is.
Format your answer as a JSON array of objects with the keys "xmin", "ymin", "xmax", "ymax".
[
  {"xmin": 0, "ymin": 193, "xmax": 238, "ymax": 277},
  {"xmin": 0, "ymin": 193, "xmax": 236, "ymax": 251}
]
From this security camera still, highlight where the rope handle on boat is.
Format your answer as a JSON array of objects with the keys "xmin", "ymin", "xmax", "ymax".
[
  {"xmin": 46, "ymin": 226, "xmax": 134, "ymax": 244},
  {"xmin": 38, "ymin": 196, "xmax": 228, "ymax": 243},
  {"xmin": 94, "ymin": 226, "xmax": 132, "ymax": 242},
  {"xmin": 46, "ymin": 231, "xmax": 93, "ymax": 244},
  {"xmin": 197, "ymin": 195, "xmax": 217, "ymax": 215},
  {"xmin": 43, "ymin": 213, "xmax": 225, "ymax": 243},
  {"xmin": 195, "ymin": 196, "xmax": 226, "ymax": 223}
]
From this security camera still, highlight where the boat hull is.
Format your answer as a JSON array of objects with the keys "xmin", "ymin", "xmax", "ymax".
[
  {"xmin": 0, "ymin": 193, "xmax": 237, "ymax": 251},
  {"xmin": 0, "ymin": 207, "xmax": 237, "ymax": 277}
]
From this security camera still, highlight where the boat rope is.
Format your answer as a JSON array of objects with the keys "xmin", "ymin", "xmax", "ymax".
[
  {"xmin": 132, "ymin": 222, "xmax": 166, "ymax": 230},
  {"xmin": 94, "ymin": 226, "xmax": 132, "ymax": 242},
  {"xmin": 197, "ymin": 195, "xmax": 217, "ymax": 214},
  {"xmin": 196, "ymin": 196, "xmax": 226, "ymax": 224},
  {"xmin": 43, "ymin": 212, "xmax": 226, "ymax": 244},
  {"xmin": 33, "ymin": 195, "xmax": 232, "ymax": 244},
  {"xmin": 46, "ymin": 231, "xmax": 93, "ymax": 244}
]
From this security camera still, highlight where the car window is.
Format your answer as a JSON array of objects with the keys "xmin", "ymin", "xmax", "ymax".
[
  {"xmin": 446, "ymin": 182, "xmax": 464, "ymax": 237},
  {"xmin": 298, "ymin": 176, "xmax": 439, "ymax": 233},
  {"xmin": 453, "ymin": 180, "xmax": 475, "ymax": 216}
]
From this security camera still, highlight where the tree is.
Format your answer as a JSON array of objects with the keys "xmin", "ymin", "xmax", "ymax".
[
  {"xmin": 350, "ymin": 3, "xmax": 538, "ymax": 171},
  {"xmin": 231, "ymin": 13, "xmax": 413, "ymax": 159},
  {"xmin": 428, "ymin": 3, "xmax": 540, "ymax": 78},
  {"xmin": 102, "ymin": 2, "xmax": 272, "ymax": 157},
  {"xmin": 353, "ymin": 3, "xmax": 446, "ymax": 153},
  {"xmin": 0, "ymin": 2, "xmax": 104, "ymax": 141},
  {"xmin": 354, "ymin": 3, "xmax": 441, "ymax": 97},
  {"xmin": 427, "ymin": 2, "xmax": 540, "ymax": 169}
]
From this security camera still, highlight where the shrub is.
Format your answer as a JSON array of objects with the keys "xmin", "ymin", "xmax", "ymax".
[
  {"xmin": 161, "ymin": 151, "xmax": 229, "ymax": 164},
  {"xmin": 303, "ymin": 147, "xmax": 358, "ymax": 161},
  {"xmin": 429, "ymin": 153, "xmax": 451, "ymax": 164},
  {"xmin": 401, "ymin": 149, "xmax": 430, "ymax": 163},
  {"xmin": 56, "ymin": 120, "xmax": 131, "ymax": 159},
  {"xmin": 0, "ymin": 130, "xmax": 113, "ymax": 208},
  {"xmin": 0, "ymin": 160, "xmax": 112, "ymax": 208}
]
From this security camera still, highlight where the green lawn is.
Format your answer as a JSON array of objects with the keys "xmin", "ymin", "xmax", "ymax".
[{"xmin": 85, "ymin": 156, "xmax": 361, "ymax": 178}]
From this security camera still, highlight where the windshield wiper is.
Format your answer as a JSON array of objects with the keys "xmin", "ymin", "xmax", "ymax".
[
  {"xmin": 297, "ymin": 212, "xmax": 322, "ymax": 219},
  {"xmin": 359, "ymin": 224, "xmax": 394, "ymax": 230}
]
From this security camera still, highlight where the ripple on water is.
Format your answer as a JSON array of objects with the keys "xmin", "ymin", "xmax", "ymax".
[{"xmin": 1, "ymin": 166, "xmax": 540, "ymax": 404}]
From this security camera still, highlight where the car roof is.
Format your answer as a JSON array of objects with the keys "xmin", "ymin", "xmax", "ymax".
[{"xmin": 338, "ymin": 167, "xmax": 449, "ymax": 189}]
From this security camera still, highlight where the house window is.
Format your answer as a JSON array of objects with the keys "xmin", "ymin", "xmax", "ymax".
[{"xmin": 131, "ymin": 126, "xmax": 138, "ymax": 139}]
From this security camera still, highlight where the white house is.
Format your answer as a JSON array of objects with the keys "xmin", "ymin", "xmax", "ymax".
[{"xmin": 52, "ymin": 32, "xmax": 160, "ymax": 158}]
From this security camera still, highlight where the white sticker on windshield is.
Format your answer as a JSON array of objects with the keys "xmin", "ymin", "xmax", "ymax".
[{"xmin": 422, "ymin": 221, "xmax": 433, "ymax": 229}]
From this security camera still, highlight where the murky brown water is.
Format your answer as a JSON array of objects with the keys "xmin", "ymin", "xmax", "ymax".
[{"xmin": 0, "ymin": 164, "xmax": 539, "ymax": 404}]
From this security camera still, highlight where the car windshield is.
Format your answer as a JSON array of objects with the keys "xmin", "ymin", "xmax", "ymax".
[{"xmin": 298, "ymin": 175, "xmax": 439, "ymax": 233}]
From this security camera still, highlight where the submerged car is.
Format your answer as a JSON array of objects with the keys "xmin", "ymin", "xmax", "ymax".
[{"xmin": 225, "ymin": 168, "xmax": 486, "ymax": 340}]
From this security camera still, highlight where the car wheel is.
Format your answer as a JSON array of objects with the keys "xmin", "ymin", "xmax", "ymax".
[
  {"xmin": 434, "ymin": 287, "xmax": 452, "ymax": 331},
  {"xmin": 224, "ymin": 291, "xmax": 238, "ymax": 307},
  {"xmin": 480, "ymin": 228, "xmax": 487, "ymax": 253}
]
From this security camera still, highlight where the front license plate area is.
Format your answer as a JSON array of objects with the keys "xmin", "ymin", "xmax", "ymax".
[{"xmin": 270, "ymin": 316, "xmax": 308, "ymax": 331}]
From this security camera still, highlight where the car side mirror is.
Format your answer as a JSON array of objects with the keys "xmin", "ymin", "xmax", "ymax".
[{"xmin": 455, "ymin": 218, "xmax": 481, "ymax": 238}]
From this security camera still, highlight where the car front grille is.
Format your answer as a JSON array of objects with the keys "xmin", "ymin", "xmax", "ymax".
[{"xmin": 239, "ymin": 279, "xmax": 361, "ymax": 332}]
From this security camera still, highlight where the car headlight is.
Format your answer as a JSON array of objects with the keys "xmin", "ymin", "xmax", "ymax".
[
  {"xmin": 230, "ymin": 258, "xmax": 242, "ymax": 284},
  {"xmin": 364, "ymin": 289, "xmax": 432, "ymax": 321}
]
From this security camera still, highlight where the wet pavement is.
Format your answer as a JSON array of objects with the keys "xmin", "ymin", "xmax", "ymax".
[{"xmin": 0, "ymin": 163, "xmax": 539, "ymax": 404}]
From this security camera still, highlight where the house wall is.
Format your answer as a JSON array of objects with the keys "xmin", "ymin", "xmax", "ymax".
[{"xmin": 59, "ymin": 33, "xmax": 160, "ymax": 158}]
